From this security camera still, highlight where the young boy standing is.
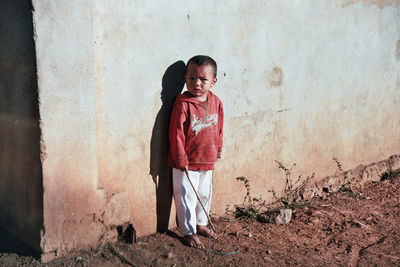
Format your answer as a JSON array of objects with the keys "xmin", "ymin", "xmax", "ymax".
[{"xmin": 168, "ymin": 55, "xmax": 223, "ymax": 249}]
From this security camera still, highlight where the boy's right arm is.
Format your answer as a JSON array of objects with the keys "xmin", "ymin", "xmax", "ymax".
[{"xmin": 169, "ymin": 101, "xmax": 189, "ymax": 170}]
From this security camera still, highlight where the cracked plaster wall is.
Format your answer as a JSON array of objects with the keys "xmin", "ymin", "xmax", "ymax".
[{"xmin": 32, "ymin": 0, "xmax": 399, "ymax": 259}]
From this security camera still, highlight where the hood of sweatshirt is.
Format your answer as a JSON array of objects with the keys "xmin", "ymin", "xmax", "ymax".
[{"xmin": 174, "ymin": 90, "xmax": 215, "ymax": 104}]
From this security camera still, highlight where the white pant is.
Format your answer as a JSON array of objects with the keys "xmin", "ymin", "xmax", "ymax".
[{"xmin": 172, "ymin": 168, "xmax": 213, "ymax": 235}]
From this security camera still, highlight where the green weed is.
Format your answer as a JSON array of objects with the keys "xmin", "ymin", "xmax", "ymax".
[
  {"xmin": 380, "ymin": 158, "xmax": 400, "ymax": 181},
  {"xmin": 337, "ymin": 182, "xmax": 360, "ymax": 198},
  {"xmin": 380, "ymin": 169, "xmax": 400, "ymax": 181},
  {"xmin": 233, "ymin": 176, "xmax": 265, "ymax": 220}
]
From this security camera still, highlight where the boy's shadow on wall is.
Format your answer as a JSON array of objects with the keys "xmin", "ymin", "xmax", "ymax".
[{"xmin": 150, "ymin": 61, "xmax": 185, "ymax": 232}]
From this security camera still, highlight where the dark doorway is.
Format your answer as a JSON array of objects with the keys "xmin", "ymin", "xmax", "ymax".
[{"xmin": 0, "ymin": 0, "xmax": 43, "ymax": 257}]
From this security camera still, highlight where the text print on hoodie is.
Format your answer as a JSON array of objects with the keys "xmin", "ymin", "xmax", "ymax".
[{"xmin": 168, "ymin": 91, "xmax": 223, "ymax": 170}]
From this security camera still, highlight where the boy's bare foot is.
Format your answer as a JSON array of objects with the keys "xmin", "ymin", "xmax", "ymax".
[
  {"xmin": 182, "ymin": 234, "xmax": 204, "ymax": 249},
  {"xmin": 196, "ymin": 225, "xmax": 218, "ymax": 239}
]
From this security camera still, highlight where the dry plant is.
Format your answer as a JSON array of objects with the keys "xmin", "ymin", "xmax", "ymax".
[
  {"xmin": 332, "ymin": 157, "xmax": 361, "ymax": 198},
  {"xmin": 232, "ymin": 161, "xmax": 315, "ymax": 221},
  {"xmin": 232, "ymin": 176, "xmax": 265, "ymax": 220},
  {"xmin": 272, "ymin": 160, "xmax": 314, "ymax": 208}
]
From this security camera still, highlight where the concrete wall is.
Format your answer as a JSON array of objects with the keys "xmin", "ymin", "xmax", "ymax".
[
  {"xmin": 33, "ymin": 1, "xmax": 108, "ymax": 259},
  {"xmin": 0, "ymin": 0, "xmax": 42, "ymax": 256},
  {"xmin": 32, "ymin": 0, "xmax": 400, "ymax": 258}
]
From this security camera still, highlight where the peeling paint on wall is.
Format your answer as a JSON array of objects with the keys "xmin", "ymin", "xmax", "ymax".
[
  {"xmin": 105, "ymin": 192, "xmax": 131, "ymax": 226},
  {"xmin": 397, "ymin": 40, "xmax": 400, "ymax": 61},
  {"xmin": 268, "ymin": 66, "xmax": 284, "ymax": 88},
  {"xmin": 340, "ymin": 0, "xmax": 400, "ymax": 9}
]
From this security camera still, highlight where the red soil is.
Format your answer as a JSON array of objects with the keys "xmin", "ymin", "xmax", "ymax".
[{"xmin": 1, "ymin": 173, "xmax": 399, "ymax": 266}]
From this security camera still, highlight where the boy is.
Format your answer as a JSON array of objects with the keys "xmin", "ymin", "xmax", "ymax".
[{"xmin": 167, "ymin": 55, "xmax": 223, "ymax": 249}]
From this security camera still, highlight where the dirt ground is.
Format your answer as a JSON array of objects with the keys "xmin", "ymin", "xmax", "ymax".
[{"xmin": 1, "ymin": 172, "xmax": 399, "ymax": 266}]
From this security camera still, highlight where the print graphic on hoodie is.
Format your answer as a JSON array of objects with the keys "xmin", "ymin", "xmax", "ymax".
[{"xmin": 191, "ymin": 113, "xmax": 218, "ymax": 135}]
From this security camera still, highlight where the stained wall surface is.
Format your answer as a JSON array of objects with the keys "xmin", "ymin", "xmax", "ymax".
[
  {"xmin": 33, "ymin": 1, "xmax": 108, "ymax": 260},
  {"xmin": 32, "ymin": 0, "xmax": 400, "ymax": 258},
  {"xmin": 0, "ymin": 0, "xmax": 42, "ymax": 256}
]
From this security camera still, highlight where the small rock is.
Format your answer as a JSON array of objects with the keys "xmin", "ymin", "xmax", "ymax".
[
  {"xmin": 248, "ymin": 232, "xmax": 253, "ymax": 238},
  {"xmin": 164, "ymin": 252, "xmax": 174, "ymax": 259},
  {"xmin": 275, "ymin": 209, "xmax": 292, "ymax": 224},
  {"xmin": 266, "ymin": 249, "xmax": 271, "ymax": 254},
  {"xmin": 311, "ymin": 218, "xmax": 320, "ymax": 224},
  {"xmin": 75, "ymin": 256, "xmax": 86, "ymax": 263}
]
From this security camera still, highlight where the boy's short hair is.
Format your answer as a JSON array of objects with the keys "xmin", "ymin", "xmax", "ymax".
[{"xmin": 186, "ymin": 55, "xmax": 217, "ymax": 77}]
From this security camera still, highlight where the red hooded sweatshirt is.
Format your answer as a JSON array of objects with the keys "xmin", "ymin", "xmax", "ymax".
[{"xmin": 168, "ymin": 90, "xmax": 223, "ymax": 170}]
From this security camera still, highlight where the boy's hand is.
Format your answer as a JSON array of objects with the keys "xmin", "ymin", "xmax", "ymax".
[{"xmin": 181, "ymin": 165, "xmax": 188, "ymax": 173}]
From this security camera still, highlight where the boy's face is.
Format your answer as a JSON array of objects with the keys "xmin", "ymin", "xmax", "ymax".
[{"xmin": 185, "ymin": 63, "xmax": 217, "ymax": 101}]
